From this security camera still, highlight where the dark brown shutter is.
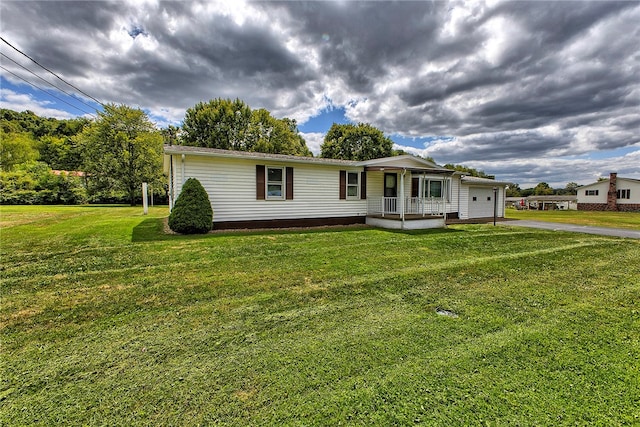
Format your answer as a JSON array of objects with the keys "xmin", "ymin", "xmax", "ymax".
[
  {"xmin": 411, "ymin": 177, "xmax": 419, "ymax": 198},
  {"xmin": 339, "ymin": 170, "xmax": 346, "ymax": 200},
  {"xmin": 286, "ymin": 167, "xmax": 294, "ymax": 200},
  {"xmin": 256, "ymin": 165, "xmax": 265, "ymax": 200},
  {"xmin": 360, "ymin": 171, "xmax": 367, "ymax": 199}
]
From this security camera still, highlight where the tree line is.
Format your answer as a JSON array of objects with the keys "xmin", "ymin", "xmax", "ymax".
[
  {"xmin": 1, "ymin": 97, "xmax": 499, "ymax": 205},
  {"xmin": 506, "ymin": 181, "xmax": 579, "ymax": 197},
  {"xmin": 1, "ymin": 106, "xmax": 163, "ymax": 205}
]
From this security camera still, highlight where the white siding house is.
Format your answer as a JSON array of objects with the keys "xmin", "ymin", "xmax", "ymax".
[
  {"xmin": 164, "ymin": 145, "xmax": 507, "ymax": 229},
  {"xmin": 577, "ymin": 173, "xmax": 640, "ymax": 211}
]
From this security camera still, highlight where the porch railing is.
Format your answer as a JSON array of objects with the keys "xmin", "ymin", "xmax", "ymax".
[
  {"xmin": 367, "ymin": 197, "xmax": 445, "ymax": 217},
  {"xmin": 405, "ymin": 197, "xmax": 445, "ymax": 216}
]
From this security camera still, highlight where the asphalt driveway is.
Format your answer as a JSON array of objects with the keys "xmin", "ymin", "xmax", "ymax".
[{"xmin": 503, "ymin": 220, "xmax": 640, "ymax": 239}]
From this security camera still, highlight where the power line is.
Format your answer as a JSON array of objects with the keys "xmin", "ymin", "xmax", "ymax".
[
  {"xmin": 0, "ymin": 36, "xmax": 106, "ymax": 107},
  {"xmin": 1, "ymin": 52, "xmax": 99, "ymax": 113},
  {"xmin": 0, "ymin": 65, "xmax": 96, "ymax": 117}
]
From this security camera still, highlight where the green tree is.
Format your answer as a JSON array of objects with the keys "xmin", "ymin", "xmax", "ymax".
[
  {"xmin": 443, "ymin": 164, "xmax": 492, "ymax": 179},
  {"xmin": 0, "ymin": 161, "xmax": 87, "ymax": 205},
  {"xmin": 520, "ymin": 187, "xmax": 535, "ymax": 197},
  {"xmin": 0, "ymin": 129, "xmax": 38, "ymax": 171},
  {"xmin": 161, "ymin": 125, "xmax": 181, "ymax": 146},
  {"xmin": 1, "ymin": 109, "xmax": 89, "ymax": 171},
  {"xmin": 247, "ymin": 110, "xmax": 311, "ymax": 156},
  {"xmin": 181, "ymin": 99, "xmax": 311, "ymax": 156},
  {"xmin": 320, "ymin": 123, "xmax": 394, "ymax": 161},
  {"xmin": 280, "ymin": 117, "xmax": 313, "ymax": 156},
  {"xmin": 79, "ymin": 104, "xmax": 163, "ymax": 206},
  {"xmin": 181, "ymin": 98, "xmax": 252, "ymax": 150},
  {"xmin": 533, "ymin": 182, "xmax": 554, "ymax": 195},
  {"xmin": 555, "ymin": 182, "xmax": 579, "ymax": 195},
  {"xmin": 38, "ymin": 135, "xmax": 84, "ymax": 171},
  {"xmin": 506, "ymin": 183, "xmax": 521, "ymax": 197}
]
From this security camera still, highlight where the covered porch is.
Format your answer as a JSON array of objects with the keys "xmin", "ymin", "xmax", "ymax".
[
  {"xmin": 358, "ymin": 155, "xmax": 455, "ymax": 230},
  {"xmin": 365, "ymin": 197, "xmax": 449, "ymax": 229}
]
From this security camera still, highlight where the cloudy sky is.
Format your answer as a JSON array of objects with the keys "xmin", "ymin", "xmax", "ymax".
[{"xmin": 1, "ymin": 0, "xmax": 639, "ymax": 187}]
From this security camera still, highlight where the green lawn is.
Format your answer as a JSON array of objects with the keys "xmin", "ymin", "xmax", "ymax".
[
  {"xmin": 506, "ymin": 207, "xmax": 640, "ymax": 230},
  {"xmin": 2, "ymin": 206, "xmax": 639, "ymax": 425}
]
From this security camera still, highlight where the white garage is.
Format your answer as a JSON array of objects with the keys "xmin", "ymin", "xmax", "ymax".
[
  {"xmin": 459, "ymin": 176, "xmax": 507, "ymax": 220},
  {"xmin": 468, "ymin": 187, "xmax": 496, "ymax": 218}
]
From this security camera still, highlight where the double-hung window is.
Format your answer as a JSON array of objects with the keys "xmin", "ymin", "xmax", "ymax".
[
  {"xmin": 429, "ymin": 180, "xmax": 442, "ymax": 198},
  {"xmin": 617, "ymin": 189, "xmax": 630, "ymax": 199},
  {"xmin": 347, "ymin": 172, "xmax": 359, "ymax": 199},
  {"xmin": 267, "ymin": 167, "xmax": 284, "ymax": 199},
  {"xmin": 423, "ymin": 179, "xmax": 444, "ymax": 199},
  {"xmin": 585, "ymin": 190, "xmax": 599, "ymax": 196}
]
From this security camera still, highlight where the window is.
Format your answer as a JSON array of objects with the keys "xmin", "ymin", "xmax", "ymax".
[
  {"xmin": 267, "ymin": 167, "xmax": 284, "ymax": 199},
  {"xmin": 430, "ymin": 180, "xmax": 442, "ymax": 198},
  {"xmin": 472, "ymin": 196, "xmax": 477, "ymax": 201},
  {"xmin": 423, "ymin": 179, "xmax": 443, "ymax": 198},
  {"xmin": 347, "ymin": 172, "xmax": 359, "ymax": 198},
  {"xmin": 257, "ymin": 165, "xmax": 293, "ymax": 200},
  {"xmin": 341, "ymin": 170, "xmax": 365, "ymax": 200},
  {"xmin": 585, "ymin": 190, "xmax": 599, "ymax": 196},
  {"xmin": 487, "ymin": 196, "xmax": 492, "ymax": 201},
  {"xmin": 617, "ymin": 189, "xmax": 631, "ymax": 199}
]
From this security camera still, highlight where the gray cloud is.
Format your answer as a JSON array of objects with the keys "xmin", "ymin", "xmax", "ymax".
[{"xmin": 1, "ymin": 0, "xmax": 638, "ymax": 187}]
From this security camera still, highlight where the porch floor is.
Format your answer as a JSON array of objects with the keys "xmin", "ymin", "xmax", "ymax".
[
  {"xmin": 445, "ymin": 217, "xmax": 513, "ymax": 224},
  {"xmin": 367, "ymin": 214, "xmax": 444, "ymax": 221}
]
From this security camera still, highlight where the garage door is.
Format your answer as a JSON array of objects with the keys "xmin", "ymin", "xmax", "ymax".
[{"xmin": 468, "ymin": 187, "xmax": 495, "ymax": 218}]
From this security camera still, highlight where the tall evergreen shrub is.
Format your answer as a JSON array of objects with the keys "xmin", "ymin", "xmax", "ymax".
[{"xmin": 168, "ymin": 178, "xmax": 213, "ymax": 234}]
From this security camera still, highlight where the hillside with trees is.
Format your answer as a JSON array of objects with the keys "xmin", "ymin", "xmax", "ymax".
[{"xmin": 0, "ymin": 107, "xmax": 164, "ymax": 205}]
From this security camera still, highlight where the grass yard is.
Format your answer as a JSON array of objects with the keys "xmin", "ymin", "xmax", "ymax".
[
  {"xmin": 506, "ymin": 207, "xmax": 640, "ymax": 230},
  {"xmin": 2, "ymin": 205, "xmax": 639, "ymax": 425}
]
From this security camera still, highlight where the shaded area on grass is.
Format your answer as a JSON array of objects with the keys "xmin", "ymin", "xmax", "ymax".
[
  {"xmin": 130, "ymin": 216, "xmax": 461, "ymax": 242},
  {"xmin": 131, "ymin": 217, "xmax": 170, "ymax": 242}
]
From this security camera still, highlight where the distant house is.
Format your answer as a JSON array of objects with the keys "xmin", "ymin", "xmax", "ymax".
[
  {"xmin": 577, "ymin": 173, "xmax": 640, "ymax": 212},
  {"xmin": 163, "ymin": 145, "xmax": 507, "ymax": 230},
  {"xmin": 51, "ymin": 170, "xmax": 85, "ymax": 177},
  {"xmin": 506, "ymin": 195, "xmax": 577, "ymax": 210}
]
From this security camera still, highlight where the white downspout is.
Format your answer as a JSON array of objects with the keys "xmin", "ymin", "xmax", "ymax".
[
  {"xmin": 458, "ymin": 175, "xmax": 462, "ymax": 219},
  {"xmin": 169, "ymin": 154, "xmax": 174, "ymax": 211},
  {"xmin": 181, "ymin": 154, "xmax": 186, "ymax": 186}
]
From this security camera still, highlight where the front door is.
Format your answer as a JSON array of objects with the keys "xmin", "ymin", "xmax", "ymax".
[{"xmin": 384, "ymin": 173, "xmax": 397, "ymax": 197}]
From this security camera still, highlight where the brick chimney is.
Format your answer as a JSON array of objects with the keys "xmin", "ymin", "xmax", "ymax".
[{"xmin": 607, "ymin": 172, "xmax": 617, "ymax": 211}]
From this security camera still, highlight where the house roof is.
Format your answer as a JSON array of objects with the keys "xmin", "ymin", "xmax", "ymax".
[
  {"xmin": 164, "ymin": 145, "xmax": 358, "ymax": 166},
  {"xmin": 164, "ymin": 145, "xmax": 451, "ymax": 173},
  {"xmin": 460, "ymin": 175, "xmax": 510, "ymax": 186},
  {"xmin": 506, "ymin": 195, "xmax": 577, "ymax": 202},
  {"xmin": 358, "ymin": 154, "xmax": 453, "ymax": 174},
  {"xmin": 578, "ymin": 177, "xmax": 640, "ymax": 189}
]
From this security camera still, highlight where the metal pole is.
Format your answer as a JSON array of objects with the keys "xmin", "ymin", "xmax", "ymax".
[
  {"xmin": 142, "ymin": 182, "xmax": 149, "ymax": 215},
  {"xmin": 493, "ymin": 186, "xmax": 497, "ymax": 226}
]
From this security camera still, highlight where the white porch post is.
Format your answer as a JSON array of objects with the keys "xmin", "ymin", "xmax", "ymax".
[
  {"xmin": 443, "ymin": 178, "xmax": 448, "ymax": 220},
  {"xmin": 400, "ymin": 169, "xmax": 406, "ymax": 226}
]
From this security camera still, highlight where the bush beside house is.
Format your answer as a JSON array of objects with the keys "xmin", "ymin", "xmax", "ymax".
[{"xmin": 168, "ymin": 178, "xmax": 213, "ymax": 234}]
